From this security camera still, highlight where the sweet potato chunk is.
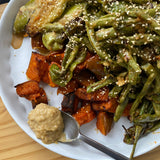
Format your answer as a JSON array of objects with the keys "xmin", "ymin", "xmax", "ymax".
[
  {"xmin": 31, "ymin": 34, "xmax": 48, "ymax": 53},
  {"xmin": 31, "ymin": 88, "xmax": 48, "ymax": 108},
  {"xmin": 107, "ymin": 103, "xmax": 132, "ymax": 117},
  {"xmin": 75, "ymin": 87, "xmax": 109, "ymax": 101},
  {"xmin": 122, "ymin": 103, "xmax": 132, "ymax": 117},
  {"xmin": 86, "ymin": 55, "xmax": 106, "ymax": 79},
  {"xmin": 61, "ymin": 92, "xmax": 76, "ymax": 114},
  {"xmin": 73, "ymin": 96, "xmax": 81, "ymax": 113},
  {"xmin": 26, "ymin": 52, "xmax": 49, "ymax": 83},
  {"xmin": 46, "ymin": 52, "xmax": 64, "ymax": 65},
  {"xmin": 15, "ymin": 80, "xmax": 40, "ymax": 98},
  {"xmin": 74, "ymin": 52, "xmax": 93, "ymax": 73},
  {"xmin": 72, "ymin": 103, "xmax": 96, "ymax": 126},
  {"xmin": 57, "ymin": 80, "xmax": 79, "ymax": 95},
  {"xmin": 74, "ymin": 70, "xmax": 96, "ymax": 87},
  {"xmin": 92, "ymin": 98, "xmax": 118, "ymax": 111},
  {"xmin": 15, "ymin": 80, "xmax": 48, "ymax": 108},
  {"xmin": 96, "ymin": 111, "xmax": 113, "ymax": 135}
]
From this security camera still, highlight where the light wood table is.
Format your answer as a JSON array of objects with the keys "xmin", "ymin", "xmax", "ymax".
[{"xmin": 0, "ymin": 3, "xmax": 160, "ymax": 160}]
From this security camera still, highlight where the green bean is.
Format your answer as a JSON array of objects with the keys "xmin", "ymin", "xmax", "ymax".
[
  {"xmin": 130, "ymin": 73, "xmax": 156, "ymax": 118},
  {"xmin": 128, "ymin": 68, "xmax": 138, "ymax": 85},
  {"xmin": 139, "ymin": 100, "xmax": 150, "ymax": 116},
  {"xmin": 122, "ymin": 17, "xmax": 140, "ymax": 25},
  {"xmin": 62, "ymin": 45, "xmax": 79, "ymax": 70},
  {"xmin": 157, "ymin": 60, "xmax": 160, "ymax": 69},
  {"xmin": 90, "ymin": 16, "xmax": 116, "ymax": 28},
  {"xmin": 141, "ymin": 63, "xmax": 156, "ymax": 75},
  {"xmin": 134, "ymin": 114, "xmax": 160, "ymax": 123},
  {"xmin": 113, "ymin": 34, "xmax": 160, "ymax": 46},
  {"xmin": 126, "ymin": 7, "xmax": 159, "ymax": 18},
  {"xmin": 119, "ymin": 48, "xmax": 141, "ymax": 84},
  {"xmin": 148, "ymin": 94, "xmax": 160, "ymax": 104},
  {"xmin": 82, "ymin": 36, "xmax": 94, "ymax": 53},
  {"xmin": 85, "ymin": 22, "xmax": 112, "ymax": 62},
  {"xmin": 119, "ymin": 84, "xmax": 132, "ymax": 103},
  {"xmin": 119, "ymin": 49, "xmax": 141, "ymax": 74},
  {"xmin": 141, "ymin": 63, "xmax": 160, "ymax": 95},
  {"xmin": 153, "ymin": 67, "xmax": 160, "ymax": 94},
  {"xmin": 116, "ymin": 55, "xmax": 128, "ymax": 69},
  {"xmin": 144, "ymin": 121, "xmax": 160, "ymax": 134},
  {"xmin": 124, "ymin": 0, "xmax": 149, "ymax": 4},
  {"xmin": 51, "ymin": 42, "xmax": 64, "ymax": 51},
  {"xmin": 109, "ymin": 85, "xmax": 123, "ymax": 98},
  {"xmin": 87, "ymin": 75, "xmax": 115, "ymax": 93},
  {"xmin": 49, "ymin": 63, "xmax": 64, "ymax": 86},
  {"xmin": 62, "ymin": 47, "xmax": 87, "ymax": 85},
  {"xmin": 42, "ymin": 23, "xmax": 64, "ymax": 33},
  {"xmin": 130, "ymin": 125, "xmax": 143, "ymax": 160},
  {"xmin": 102, "ymin": 1, "xmax": 129, "ymax": 13},
  {"xmin": 116, "ymin": 25, "xmax": 138, "ymax": 36},
  {"xmin": 123, "ymin": 125, "xmax": 136, "ymax": 144},
  {"xmin": 136, "ymin": 10, "xmax": 160, "ymax": 36},
  {"xmin": 148, "ymin": 105, "xmax": 155, "ymax": 114},
  {"xmin": 96, "ymin": 28, "xmax": 117, "ymax": 41},
  {"xmin": 152, "ymin": 102, "xmax": 160, "ymax": 116},
  {"xmin": 60, "ymin": 3, "xmax": 85, "ymax": 24},
  {"xmin": 114, "ymin": 96, "xmax": 129, "ymax": 122},
  {"xmin": 69, "ymin": 47, "xmax": 87, "ymax": 73},
  {"xmin": 61, "ymin": 36, "xmax": 79, "ymax": 69},
  {"xmin": 114, "ymin": 84, "xmax": 131, "ymax": 122},
  {"xmin": 42, "ymin": 32, "xmax": 65, "ymax": 51},
  {"xmin": 128, "ymin": 92, "xmax": 137, "ymax": 99}
]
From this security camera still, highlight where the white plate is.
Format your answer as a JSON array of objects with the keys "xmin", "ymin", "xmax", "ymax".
[{"xmin": 0, "ymin": 0, "xmax": 160, "ymax": 160}]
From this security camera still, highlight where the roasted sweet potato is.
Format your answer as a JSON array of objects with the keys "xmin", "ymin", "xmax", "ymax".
[
  {"xmin": 26, "ymin": 52, "xmax": 49, "ymax": 83},
  {"xmin": 15, "ymin": 80, "xmax": 48, "ymax": 108},
  {"xmin": 92, "ymin": 98, "xmax": 118, "ymax": 111},
  {"xmin": 72, "ymin": 103, "xmax": 96, "ymax": 126},
  {"xmin": 46, "ymin": 52, "xmax": 64, "ymax": 65},
  {"xmin": 61, "ymin": 92, "xmax": 76, "ymax": 114},
  {"xmin": 74, "ymin": 52, "xmax": 93, "ymax": 73},
  {"xmin": 74, "ymin": 70, "xmax": 96, "ymax": 87},
  {"xmin": 86, "ymin": 55, "xmax": 106, "ymax": 79},
  {"xmin": 73, "ymin": 96, "xmax": 81, "ymax": 113},
  {"xmin": 31, "ymin": 88, "xmax": 48, "ymax": 108},
  {"xmin": 15, "ymin": 80, "xmax": 40, "ymax": 98},
  {"xmin": 96, "ymin": 111, "xmax": 113, "ymax": 135},
  {"xmin": 122, "ymin": 103, "xmax": 132, "ymax": 117},
  {"xmin": 57, "ymin": 80, "xmax": 79, "ymax": 95},
  {"xmin": 75, "ymin": 87, "xmax": 109, "ymax": 101},
  {"xmin": 31, "ymin": 34, "xmax": 49, "ymax": 53},
  {"xmin": 107, "ymin": 103, "xmax": 132, "ymax": 117},
  {"xmin": 26, "ymin": 52, "xmax": 58, "ymax": 87}
]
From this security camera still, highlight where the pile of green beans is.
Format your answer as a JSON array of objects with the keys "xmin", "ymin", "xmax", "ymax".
[
  {"xmin": 83, "ymin": 1, "xmax": 160, "ymax": 159},
  {"xmin": 82, "ymin": 1, "xmax": 160, "ymax": 158},
  {"xmin": 49, "ymin": 0, "xmax": 160, "ymax": 158}
]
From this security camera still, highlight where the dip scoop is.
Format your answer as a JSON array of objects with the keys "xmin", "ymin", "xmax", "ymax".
[{"xmin": 61, "ymin": 111, "xmax": 130, "ymax": 160}]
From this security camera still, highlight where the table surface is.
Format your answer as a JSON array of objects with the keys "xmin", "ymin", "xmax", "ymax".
[{"xmin": 0, "ymin": 3, "xmax": 160, "ymax": 160}]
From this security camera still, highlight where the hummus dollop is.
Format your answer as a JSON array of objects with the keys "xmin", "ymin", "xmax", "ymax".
[{"xmin": 28, "ymin": 103, "xmax": 65, "ymax": 144}]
